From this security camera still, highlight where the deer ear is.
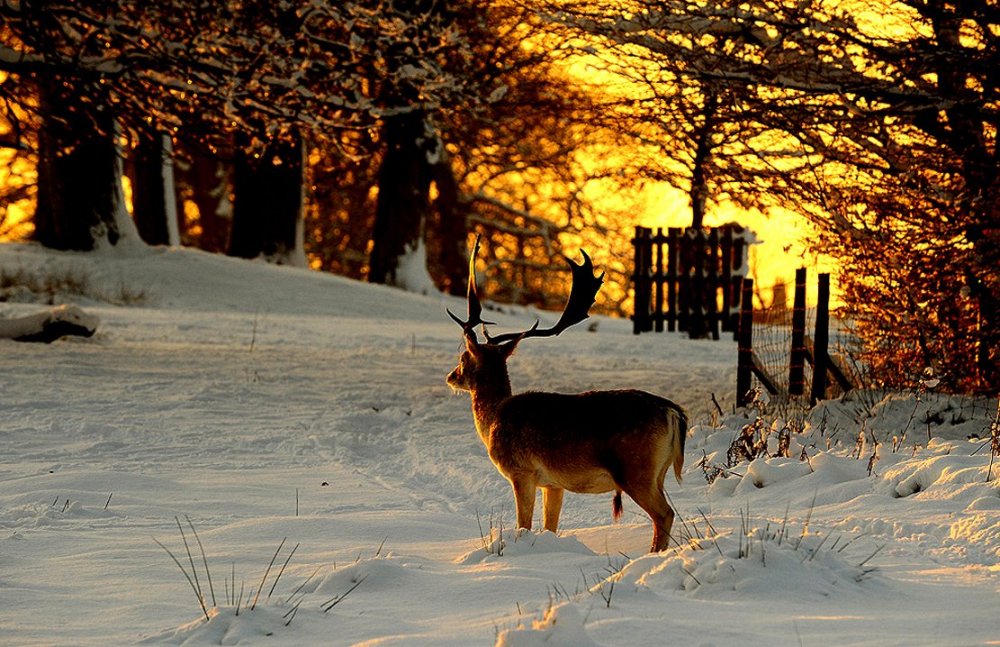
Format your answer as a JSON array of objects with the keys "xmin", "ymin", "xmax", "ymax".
[{"xmin": 499, "ymin": 336, "xmax": 522, "ymax": 359}]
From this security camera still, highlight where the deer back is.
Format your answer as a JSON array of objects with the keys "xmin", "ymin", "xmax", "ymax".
[{"xmin": 484, "ymin": 389, "xmax": 687, "ymax": 486}]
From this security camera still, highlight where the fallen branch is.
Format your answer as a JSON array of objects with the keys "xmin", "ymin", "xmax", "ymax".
[{"xmin": 0, "ymin": 304, "xmax": 99, "ymax": 343}]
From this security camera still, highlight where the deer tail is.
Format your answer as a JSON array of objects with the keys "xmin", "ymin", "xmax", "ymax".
[
  {"xmin": 612, "ymin": 490, "xmax": 623, "ymax": 522},
  {"xmin": 672, "ymin": 407, "xmax": 688, "ymax": 483}
]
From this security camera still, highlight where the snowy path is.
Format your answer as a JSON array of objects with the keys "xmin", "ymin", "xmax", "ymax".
[{"xmin": 1, "ymin": 243, "xmax": 998, "ymax": 646}]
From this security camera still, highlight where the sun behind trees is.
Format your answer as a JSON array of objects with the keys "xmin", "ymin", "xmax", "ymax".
[
  {"xmin": 1, "ymin": 0, "xmax": 636, "ymax": 311},
  {"xmin": 548, "ymin": 0, "xmax": 998, "ymax": 394},
  {"xmin": 2, "ymin": 0, "xmax": 996, "ymax": 394}
]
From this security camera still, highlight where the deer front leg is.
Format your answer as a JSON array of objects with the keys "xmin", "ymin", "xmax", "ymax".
[
  {"xmin": 541, "ymin": 487, "xmax": 564, "ymax": 532},
  {"xmin": 511, "ymin": 477, "xmax": 536, "ymax": 531}
]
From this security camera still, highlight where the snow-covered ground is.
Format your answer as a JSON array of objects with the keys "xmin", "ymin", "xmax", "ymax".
[{"xmin": 1, "ymin": 242, "xmax": 997, "ymax": 646}]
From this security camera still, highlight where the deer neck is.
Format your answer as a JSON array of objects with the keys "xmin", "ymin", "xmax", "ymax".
[{"xmin": 470, "ymin": 373, "xmax": 512, "ymax": 444}]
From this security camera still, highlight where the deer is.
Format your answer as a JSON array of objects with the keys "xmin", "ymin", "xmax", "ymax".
[{"xmin": 446, "ymin": 236, "xmax": 687, "ymax": 552}]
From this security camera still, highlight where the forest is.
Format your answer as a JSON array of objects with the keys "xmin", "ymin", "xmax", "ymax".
[{"xmin": 1, "ymin": 0, "xmax": 997, "ymax": 394}]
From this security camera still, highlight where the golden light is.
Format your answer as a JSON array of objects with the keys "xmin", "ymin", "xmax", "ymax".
[
  {"xmin": 635, "ymin": 184, "xmax": 838, "ymax": 308},
  {"xmin": 552, "ymin": 22, "xmax": 845, "ymax": 311}
]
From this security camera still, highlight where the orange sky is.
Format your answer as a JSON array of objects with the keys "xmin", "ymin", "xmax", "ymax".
[{"xmin": 632, "ymin": 183, "xmax": 838, "ymax": 309}]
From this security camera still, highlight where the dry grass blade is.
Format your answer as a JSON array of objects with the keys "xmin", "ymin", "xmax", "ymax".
[
  {"xmin": 679, "ymin": 564, "xmax": 702, "ymax": 586},
  {"xmin": 185, "ymin": 516, "xmax": 216, "ymax": 607},
  {"xmin": 321, "ymin": 574, "xmax": 369, "ymax": 613},
  {"xmin": 696, "ymin": 507, "xmax": 725, "ymax": 557},
  {"xmin": 803, "ymin": 532, "xmax": 831, "ymax": 563},
  {"xmin": 794, "ymin": 493, "xmax": 817, "ymax": 552},
  {"xmin": 251, "ymin": 537, "xmax": 287, "ymax": 611},
  {"xmin": 858, "ymin": 543, "xmax": 885, "ymax": 568},
  {"xmin": 283, "ymin": 599, "xmax": 304, "ymax": 627},
  {"xmin": 285, "ymin": 565, "xmax": 323, "ymax": 605},
  {"xmin": 268, "ymin": 542, "xmax": 300, "ymax": 601},
  {"xmin": 777, "ymin": 503, "xmax": 791, "ymax": 546},
  {"xmin": 153, "ymin": 537, "xmax": 210, "ymax": 622},
  {"xmin": 174, "ymin": 517, "xmax": 205, "ymax": 610},
  {"xmin": 836, "ymin": 532, "xmax": 868, "ymax": 553}
]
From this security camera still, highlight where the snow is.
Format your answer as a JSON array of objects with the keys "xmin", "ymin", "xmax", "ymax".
[
  {"xmin": 1, "ymin": 241, "xmax": 998, "ymax": 646},
  {"xmin": 0, "ymin": 303, "xmax": 99, "ymax": 341},
  {"xmin": 394, "ymin": 238, "xmax": 438, "ymax": 295}
]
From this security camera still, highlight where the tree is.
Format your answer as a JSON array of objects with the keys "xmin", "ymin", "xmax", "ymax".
[
  {"xmin": 366, "ymin": 0, "xmax": 473, "ymax": 290},
  {"xmin": 5, "ymin": 1, "xmax": 143, "ymax": 250},
  {"xmin": 131, "ymin": 129, "xmax": 179, "ymax": 246},
  {"xmin": 365, "ymin": 1, "xmax": 632, "ymax": 308},
  {"xmin": 552, "ymin": 0, "xmax": 999, "ymax": 392},
  {"xmin": 0, "ymin": 2, "xmax": 339, "ymax": 250},
  {"xmin": 302, "ymin": 0, "xmax": 619, "ymax": 301},
  {"xmin": 5, "ymin": 1, "xmax": 671, "ymax": 319},
  {"xmin": 229, "ymin": 132, "xmax": 305, "ymax": 264},
  {"xmin": 33, "ymin": 75, "xmax": 137, "ymax": 250},
  {"xmin": 304, "ymin": 130, "xmax": 381, "ymax": 279}
]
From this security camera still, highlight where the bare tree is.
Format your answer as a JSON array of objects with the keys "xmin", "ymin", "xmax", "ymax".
[{"xmin": 551, "ymin": 0, "xmax": 999, "ymax": 392}]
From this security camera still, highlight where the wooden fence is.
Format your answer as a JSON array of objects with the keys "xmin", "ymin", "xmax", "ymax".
[
  {"xmin": 632, "ymin": 225, "xmax": 754, "ymax": 339},
  {"xmin": 736, "ymin": 268, "xmax": 854, "ymax": 406}
]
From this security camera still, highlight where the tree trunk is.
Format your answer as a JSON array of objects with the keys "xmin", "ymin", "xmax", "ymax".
[
  {"xmin": 132, "ymin": 131, "xmax": 179, "ymax": 246},
  {"xmin": 368, "ymin": 110, "xmax": 435, "ymax": 287},
  {"xmin": 684, "ymin": 90, "xmax": 720, "ymax": 339},
  {"xmin": 968, "ymin": 250, "xmax": 1000, "ymax": 397},
  {"xmin": 689, "ymin": 89, "xmax": 719, "ymax": 231},
  {"xmin": 429, "ymin": 148, "xmax": 468, "ymax": 296},
  {"xmin": 229, "ymin": 133, "xmax": 305, "ymax": 265},
  {"xmin": 34, "ymin": 77, "xmax": 130, "ymax": 250}
]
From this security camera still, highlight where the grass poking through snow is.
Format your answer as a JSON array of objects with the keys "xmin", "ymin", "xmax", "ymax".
[{"xmin": 153, "ymin": 516, "xmax": 365, "ymax": 631}]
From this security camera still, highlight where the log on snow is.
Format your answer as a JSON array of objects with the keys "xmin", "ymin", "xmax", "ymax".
[{"xmin": 0, "ymin": 304, "xmax": 99, "ymax": 343}]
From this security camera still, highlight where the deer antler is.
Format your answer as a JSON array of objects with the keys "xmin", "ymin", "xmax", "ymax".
[
  {"xmin": 447, "ymin": 235, "xmax": 494, "ymax": 340},
  {"xmin": 449, "ymin": 235, "xmax": 604, "ymax": 345},
  {"xmin": 485, "ymin": 249, "xmax": 604, "ymax": 345}
]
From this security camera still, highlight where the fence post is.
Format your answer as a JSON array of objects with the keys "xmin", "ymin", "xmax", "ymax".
[
  {"xmin": 720, "ymin": 226, "xmax": 734, "ymax": 333},
  {"xmin": 707, "ymin": 227, "xmax": 721, "ymax": 340},
  {"xmin": 737, "ymin": 277, "xmax": 754, "ymax": 408},
  {"xmin": 654, "ymin": 227, "xmax": 665, "ymax": 332},
  {"xmin": 666, "ymin": 227, "xmax": 680, "ymax": 332},
  {"xmin": 810, "ymin": 273, "xmax": 831, "ymax": 404},
  {"xmin": 789, "ymin": 267, "xmax": 807, "ymax": 396},
  {"xmin": 632, "ymin": 227, "xmax": 651, "ymax": 334}
]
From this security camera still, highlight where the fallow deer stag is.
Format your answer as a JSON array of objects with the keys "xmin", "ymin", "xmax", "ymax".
[{"xmin": 446, "ymin": 237, "xmax": 687, "ymax": 552}]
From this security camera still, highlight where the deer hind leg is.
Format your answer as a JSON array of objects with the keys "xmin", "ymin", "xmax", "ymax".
[
  {"xmin": 511, "ymin": 476, "xmax": 537, "ymax": 531},
  {"xmin": 541, "ymin": 487, "xmax": 564, "ymax": 532},
  {"xmin": 621, "ymin": 469, "xmax": 675, "ymax": 553}
]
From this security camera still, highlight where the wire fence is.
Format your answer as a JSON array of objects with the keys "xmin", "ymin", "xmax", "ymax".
[{"xmin": 737, "ymin": 269, "xmax": 857, "ymax": 409}]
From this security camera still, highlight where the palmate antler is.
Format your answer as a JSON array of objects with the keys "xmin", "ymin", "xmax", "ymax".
[{"xmin": 447, "ymin": 234, "xmax": 605, "ymax": 346}]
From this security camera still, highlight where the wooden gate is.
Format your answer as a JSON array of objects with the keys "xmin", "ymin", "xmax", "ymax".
[{"xmin": 632, "ymin": 224, "xmax": 755, "ymax": 339}]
